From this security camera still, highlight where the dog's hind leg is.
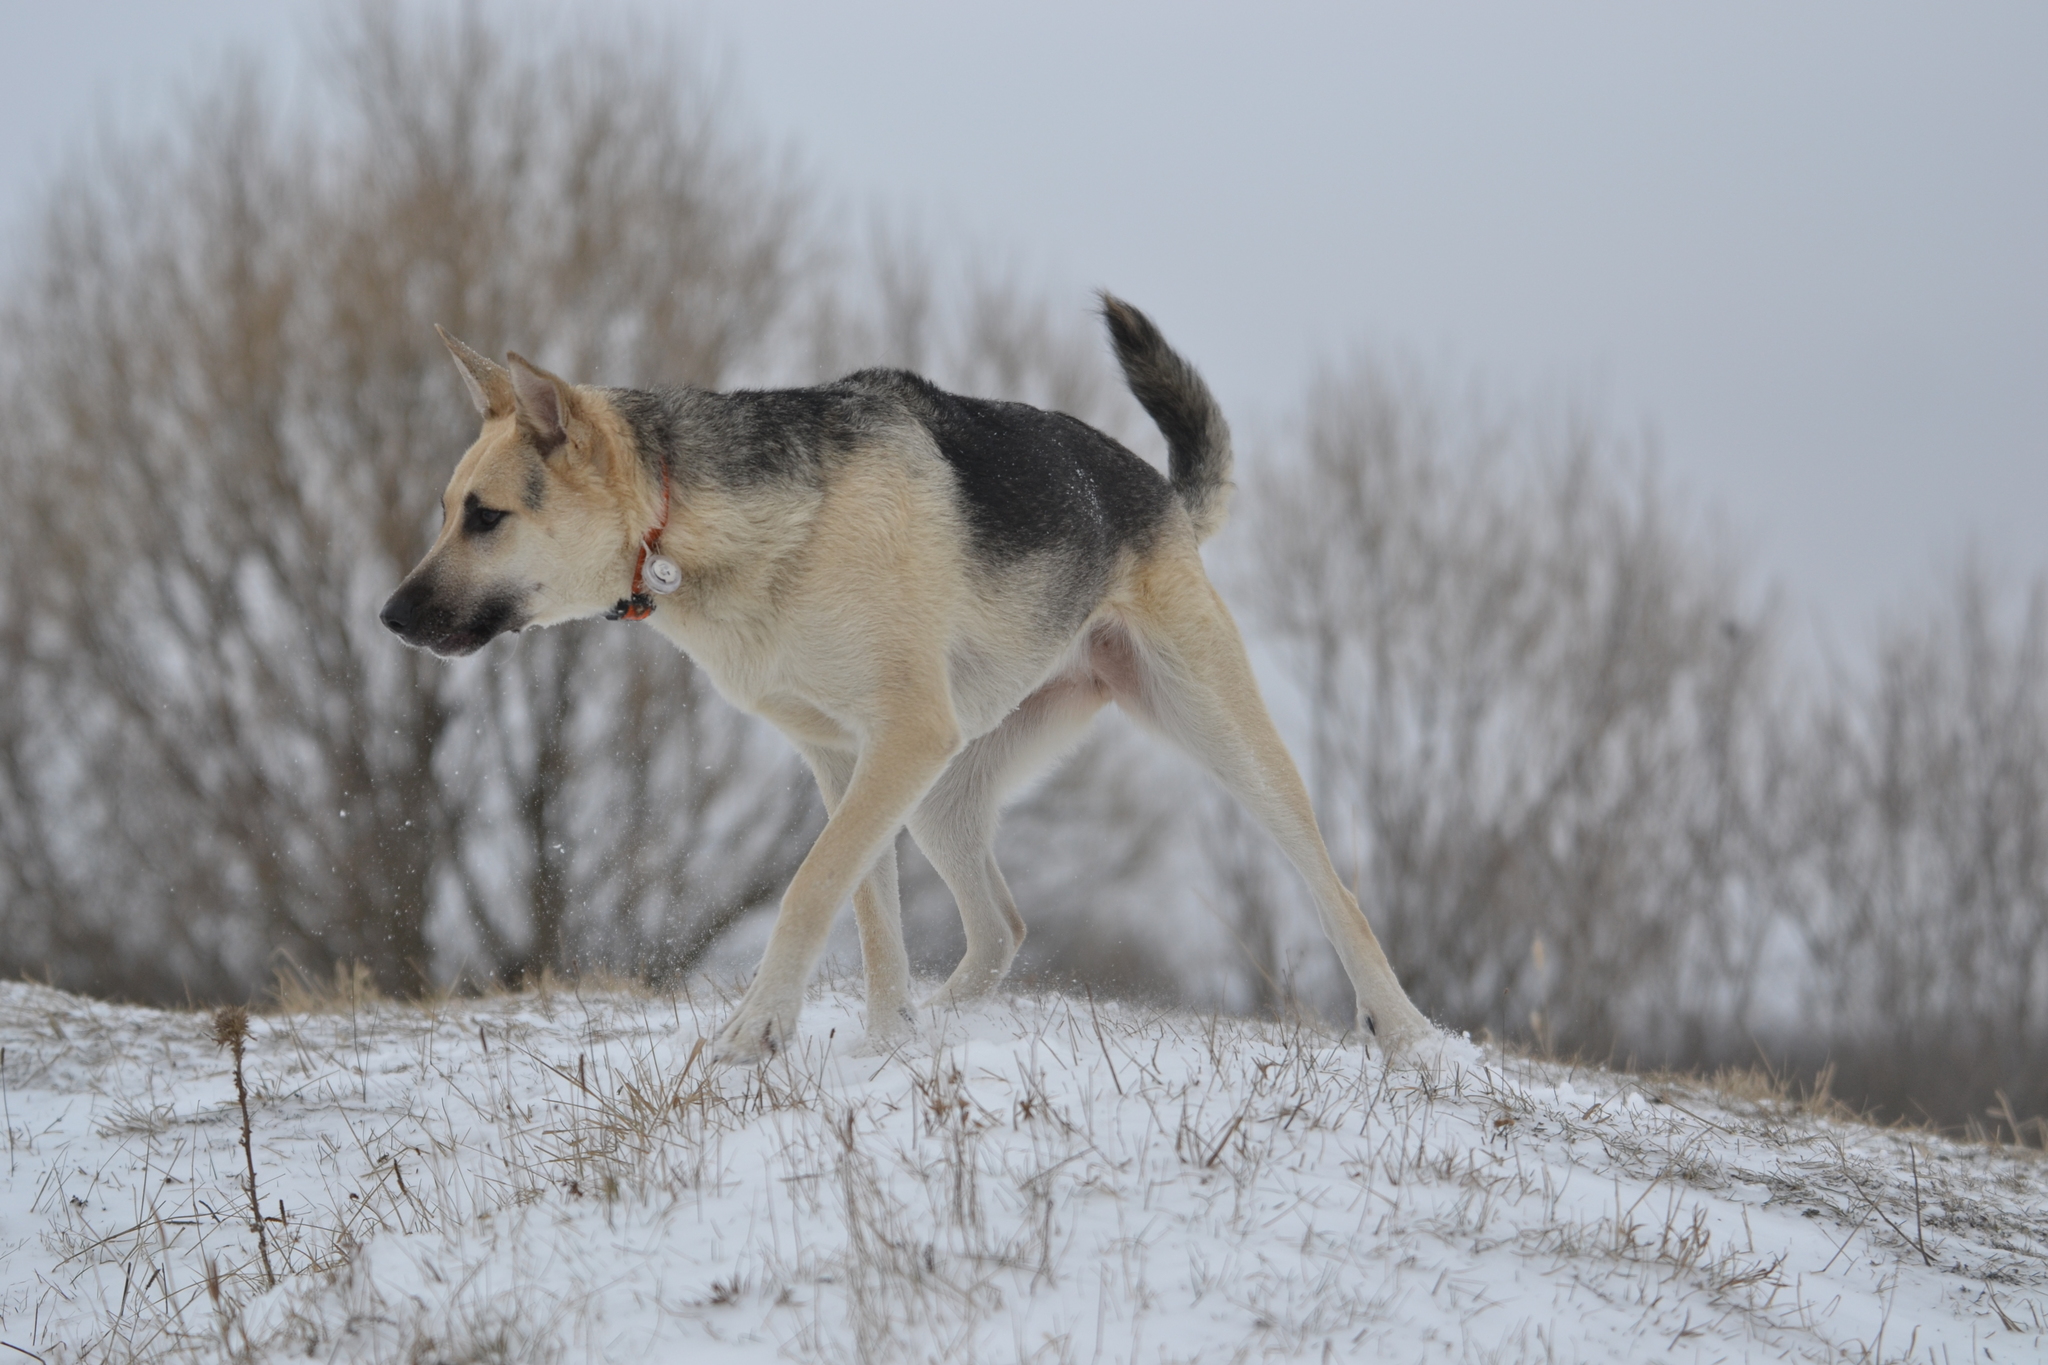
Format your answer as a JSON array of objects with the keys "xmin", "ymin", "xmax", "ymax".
[
  {"xmin": 909, "ymin": 675, "xmax": 1107, "ymax": 1008},
  {"xmin": 712, "ymin": 696, "xmax": 960, "ymax": 1063},
  {"xmin": 798, "ymin": 746, "xmax": 916, "ymax": 1050},
  {"xmin": 907, "ymin": 801, "xmax": 1022, "ymax": 1009},
  {"xmin": 1107, "ymin": 558, "xmax": 1436, "ymax": 1057}
]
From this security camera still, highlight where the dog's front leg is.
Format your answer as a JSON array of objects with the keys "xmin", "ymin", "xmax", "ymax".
[
  {"xmin": 795, "ymin": 743, "xmax": 916, "ymax": 1052},
  {"xmin": 712, "ymin": 708, "xmax": 961, "ymax": 1063},
  {"xmin": 849, "ymin": 838, "xmax": 917, "ymax": 1051}
]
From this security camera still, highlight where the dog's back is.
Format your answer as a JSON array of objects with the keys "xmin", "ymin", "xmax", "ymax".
[{"xmin": 609, "ymin": 300, "xmax": 1235, "ymax": 648}]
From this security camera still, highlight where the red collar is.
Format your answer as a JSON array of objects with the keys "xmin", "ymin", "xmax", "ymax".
[{"xmin": 605, "ymin": 469, "xmax": 672, "ymax": 622}]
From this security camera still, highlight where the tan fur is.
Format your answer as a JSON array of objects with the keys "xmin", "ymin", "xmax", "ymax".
[{"xmin": 394, "ymin": 334, "xmax": 1437, "ymax": 1063}]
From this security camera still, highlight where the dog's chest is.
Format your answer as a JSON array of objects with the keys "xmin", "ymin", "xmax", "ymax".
[{"xmin": 652, "ymin": 607, "xmax": 862, "ymax": 740}]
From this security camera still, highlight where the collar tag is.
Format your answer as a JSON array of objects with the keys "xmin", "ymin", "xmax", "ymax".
[{"xmin": 643, "ymin": 554, "xmax": 682, "ymax": 595}]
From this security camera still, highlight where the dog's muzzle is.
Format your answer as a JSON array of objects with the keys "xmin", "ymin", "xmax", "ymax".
[{"xmin": 380, "ymin": 576, "xmax": 524, "ymax": 657}]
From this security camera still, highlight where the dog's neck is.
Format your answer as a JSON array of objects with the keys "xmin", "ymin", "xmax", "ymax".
[{"xmin": 604, "ymin": 464, "xmax": 673, "ymax": 622}]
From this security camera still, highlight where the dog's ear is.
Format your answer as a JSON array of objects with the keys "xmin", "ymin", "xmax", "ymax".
[
  {"xmin": 436, "ymin": 325, "xmax": 514, "ymax": 419},
  {"xmin": 504, "ymin": 351, "xmax": 579, "ymax": 452}
]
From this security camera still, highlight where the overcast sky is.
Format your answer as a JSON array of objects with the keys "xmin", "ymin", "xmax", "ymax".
[{"xmin": 5, "ymin": 2, "xmax": 2043, "ymax": 641}]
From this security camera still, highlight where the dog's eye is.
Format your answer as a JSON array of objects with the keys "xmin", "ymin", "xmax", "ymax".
[{"xmin": 463, "ymin": 500, "xmax": 509, "ymax": 535}]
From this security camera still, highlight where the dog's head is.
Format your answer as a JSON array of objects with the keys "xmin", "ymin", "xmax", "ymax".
[{"xmin": 380, "ymin": 329, "xmax": 646, "ymax": 657}]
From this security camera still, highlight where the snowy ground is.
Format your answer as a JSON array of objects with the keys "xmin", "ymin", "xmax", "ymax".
[{"xmin": 2, "ymin": 975, "xmax": 2044, "ymax": 1363}]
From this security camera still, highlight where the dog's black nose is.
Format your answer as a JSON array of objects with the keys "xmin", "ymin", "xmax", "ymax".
[{"xmin": 379, "ymin": 587, "xmax": 417, "ymax": 637}]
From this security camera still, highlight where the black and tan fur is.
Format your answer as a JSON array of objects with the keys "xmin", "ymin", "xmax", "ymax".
[{"xmin": 382, "ymin": 297, "xmax": 1439, "ymax": 1062}]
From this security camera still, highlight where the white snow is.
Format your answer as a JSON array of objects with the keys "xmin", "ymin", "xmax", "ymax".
[{"xmin": 2, "ymin": 975, "xmax": 2044, "ymax": 1362}]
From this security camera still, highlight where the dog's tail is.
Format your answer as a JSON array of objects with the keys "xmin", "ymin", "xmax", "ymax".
[{"xmin": 1100, "ymin": 293, "xmax": 1234, "ymax": 543}]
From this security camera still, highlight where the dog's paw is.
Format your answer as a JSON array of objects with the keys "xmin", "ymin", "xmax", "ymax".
[
  {"xmin": 1356, "ymin": 1000, "xmax": 1464, "ymax": 1068},
  {"xmin": 864, "ymin": 1002, "xmax": 921, "ymax": 1047},
  {"xmin": 1360, "ymin": 1010, "xmax": 1481, "ymax": 1073},
  {"xmin": 1390, "ymin": 1027, "xmax": 1484, "ymax": 1073},
  {"xmin": 922, "ymin": 946, "xmax": 1015, "ymax": 1011},
  {"xmin": 922, "ymin": 984, "xmax": 987, "ymax": 1012},
  {"xmin": 709, "ymin": 998, "xmax": 798, "ymax": 1065},
  {"xmin": 923, "ymin": 972, "xmax": 1008, "ymax": 1012},
  {"xmin": 855, "ymin": 1003, "xmax": 919, "ymax": 1056}
]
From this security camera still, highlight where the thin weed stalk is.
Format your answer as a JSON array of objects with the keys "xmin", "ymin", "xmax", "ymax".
[{"xmin": 210, "ymin": 1006, "xmax": 275, "ymax": 1289}]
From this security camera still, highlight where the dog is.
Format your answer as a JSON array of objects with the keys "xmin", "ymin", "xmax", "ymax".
[{"xmin": 381, "ymin": 295, "xmax": 1438, "ymax": 1062}]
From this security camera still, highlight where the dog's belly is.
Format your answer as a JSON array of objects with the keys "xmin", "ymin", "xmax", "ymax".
[
  {"xmin": 946, "ymin": 610, "xmax": 1108, "ymax": 738},
  {"xmin": 929, "ymin": 618, "xmax": 1137, "ymax": 804},
  {"xmin": 658, "ymin": 596, "xmax": 1137, "ymax": 759},
  {"xmin": 960, "ymin": 617, "xmax": 1137, "ymax": 736},
  {"xmin": 948, "ymin": 640, "xmax": 1060, "ymax": 738}
]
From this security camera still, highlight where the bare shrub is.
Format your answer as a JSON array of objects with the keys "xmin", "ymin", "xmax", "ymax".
[
  {"xmin": 1217, "ymin": 359, "xmax": 2048, "ymax": 1133},
  {"xmin": 1223, "ymin": 358, "xmax": 1791, "ymax": 1060},
  {"xmin": 0, "ymin": 11, "xmax": 1185, "ymax": 1006},
  {"xmin": 0, "ymin": 6, "xmax": 813, "ymax": 997},
  {"xmin": 1794, "ymin": 564, "xmax": 2048, "ymax": 1130},
  {"xmin": 801, "ymin": 224, "xmax": 1142, "ymax": 442}
]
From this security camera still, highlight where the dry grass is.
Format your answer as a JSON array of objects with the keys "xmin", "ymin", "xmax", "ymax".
[{"xmin": 4, "ymin": 974, "xmax": 2045, "ymax": 1363}]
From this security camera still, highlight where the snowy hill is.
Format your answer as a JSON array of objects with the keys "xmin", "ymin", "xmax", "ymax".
[{"xmin": 2, "ymin": 976, "xmax": 2044, "ymax": 1363}]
